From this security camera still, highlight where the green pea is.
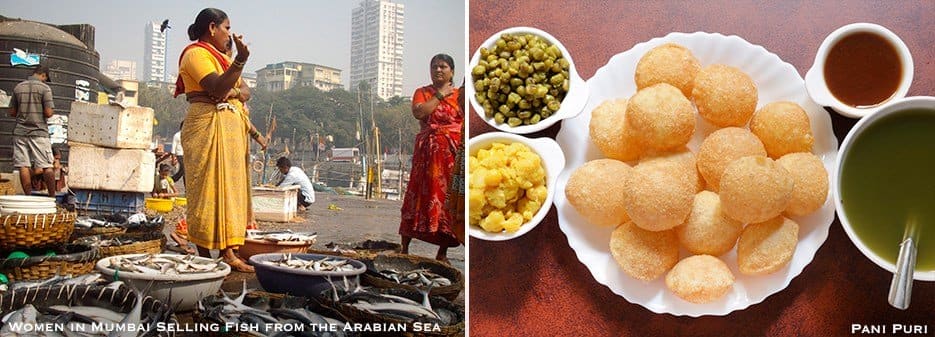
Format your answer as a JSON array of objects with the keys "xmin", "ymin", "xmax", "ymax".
[
  {"xmin": 547, "ymin": 100, "xmax": 561, "ymax": 112},
  {"xmin": 517, "ymin": 110, "xmax": 532, "ymax": 119},
  {"xmin": 550, "ymin": 74, "xmax": 565, "ymax": 86},
  {"xmin": 507, "ymin": 117, "xmax": 523, "ymax": 127},
  {"xmin": 494, "ymin": 113, "xmax": 505, "ymax": 124},
  {"xmin": 518, "ymin": 100, "xmax": 531, "ymax": 110},
  {"xmin": 529, "ymin": 114, "xmax": 541, "ymax": 124},
  {"xmin": 472, "ymin": 65, "xmax": 486, "ymax": 76}
]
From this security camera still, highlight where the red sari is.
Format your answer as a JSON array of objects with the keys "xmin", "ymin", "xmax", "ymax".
[{"xmin": 399, "ymin": 86, "xmax": 463, "ymax": 247}]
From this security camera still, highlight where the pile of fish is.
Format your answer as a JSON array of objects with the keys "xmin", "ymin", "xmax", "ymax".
[
  {"xmin": 247, "ymin": 230, "xmax": 318, "ymax": 243},
  {"xmin": 0, "ymin": 273, "xmax": 104, "ymax": 293},
  {"xmin": 75, "ymin": 236, "xmax": 146, "ymax": 248},
  {"xmin": 74, "ymin": 217, "xmax": 124, "ymax": 229},
  {"xmin": 378, "ymin": 268, "xmax": 453, "ymax": 288},
  {"xmin": 0, "ymin": 283, "xmax": 173, "ymax": 337},
  {"xmin": 199, "ymin": 281, "xmax": 347, "ymax": 337},
  {"xmin": 263, "ymin": 254, "xmax": 357, "ymax": 272},
  {"xmin": 108, "ymin": 254, "xmax": 225, "ymax": 275},
  {"xmin": 326, "ymin": 279, "xmax": 459, "ymax": 327}
]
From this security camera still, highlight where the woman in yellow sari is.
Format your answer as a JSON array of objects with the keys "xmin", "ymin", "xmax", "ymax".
[{"xmin": 174, "ymin": 8, "xmax": 266, "ymax": 272}]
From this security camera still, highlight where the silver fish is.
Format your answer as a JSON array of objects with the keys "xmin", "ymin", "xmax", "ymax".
[
  {"xmin": 262, "ymin": 254, "xmax": 357, "ymax": 272},
  {"xmin": 379, "ymin": 268, "xmax": 452, "ymax": 288}
]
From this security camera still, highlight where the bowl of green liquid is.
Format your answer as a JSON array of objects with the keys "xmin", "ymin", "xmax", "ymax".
[{"xmin": 836, "ymin": 96, "xmax": 935, "ymax": 281}]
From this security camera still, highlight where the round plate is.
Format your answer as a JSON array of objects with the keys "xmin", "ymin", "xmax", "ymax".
[{"xmin": 553, "ymin": 32, "xmax": 839, "ymax": 317}]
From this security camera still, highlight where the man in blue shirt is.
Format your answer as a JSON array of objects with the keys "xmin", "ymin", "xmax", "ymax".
[
  {"xmin": 275, "ymin": 157, "xmax": 315, "ymax": 211},
  {"xmin": 9, "ymin": 65, "xmax": 55, "ymax": 196}
]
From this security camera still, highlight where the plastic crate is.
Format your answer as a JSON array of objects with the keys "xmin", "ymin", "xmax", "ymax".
[{"xmin": 71, "ymin": 189, "xmax": 145, "ymax": 216}]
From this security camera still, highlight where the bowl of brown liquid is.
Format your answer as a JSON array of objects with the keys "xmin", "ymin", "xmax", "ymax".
[{"xmin": 805, "ymin": 23, "xmax": 913, "ymax": 119}]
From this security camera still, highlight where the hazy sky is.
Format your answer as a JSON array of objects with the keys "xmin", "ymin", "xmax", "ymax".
[{"xmin": 2, "ymin": 0, "xmax": 466, "ymax": 95}]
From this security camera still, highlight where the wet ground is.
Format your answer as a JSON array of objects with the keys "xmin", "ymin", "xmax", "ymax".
[{"xmin": 164, "ymin": 193, "xmax": 465, "ymax": 336}]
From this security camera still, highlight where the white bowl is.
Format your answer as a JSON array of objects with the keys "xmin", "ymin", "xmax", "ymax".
[
  {"xmin": 467, "ymin": 27, "xmax": 589, "ymax": 134},
  {"xmin": 834, "ymin": 96, "xmax": 935, "ymax": 281},
  {"xmin": 805, "ymin": 23, "xmax": 913, "ymax": 119},
  {"xmin": 96, "ymin": 254, "xmax": 231, "ymax": 311},
  {"xmin": 468, "ymin": 132, "xmax": 565, "ymax": 241}
]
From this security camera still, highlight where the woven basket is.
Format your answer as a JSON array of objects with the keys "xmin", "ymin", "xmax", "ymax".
[
  {"xmin": 0, "ymin": 283, "xmax": 177, "ymax": 337},
  {"xmin": 360, "ymin": 254, "xmax": 464, "ymax": 301},
  {"xmin": 319, "ymin": 287, "xmax": 464, "ymax": 337},
  {"xmin": 0, "ymin": 244, "xmax": 99, "ymax": 282},
  {"xmin": 79, "ymin": 232, "xmax": 166, "ymax": 257},
  {"xmin": 0, "ymin": 179, "xmax": 14, "ymax": 196},
  {"xmin": 0, "ymin": 211, "xmax": 75, "ymax": 250}
]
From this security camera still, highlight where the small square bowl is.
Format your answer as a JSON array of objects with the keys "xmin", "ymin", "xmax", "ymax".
[
  {"xmin": 468, "ymin": 132, "xmax": 565, "ymax": 241},
  {"xmin": 467, "ymin": 27, "xmax": 589, "ymax": 134}
]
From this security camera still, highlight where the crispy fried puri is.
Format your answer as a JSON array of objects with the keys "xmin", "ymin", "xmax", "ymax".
[
  {"xmin": 565, "ymin": 159, "xmax": 633, "ymax": 227},
  {"xmin": 638, "ymin": 148, "xmax": 703, "ymax": 192},
  {"xmin": 626, "ymin": 83, "xmax": 696, "ymax": 151},
  {"xmin": 777, "ymin": 152, "xmax": 829, "ymax": 216},
  {"xmin": 635, "ymin": 43, "xmax": 701, "ymax": 97},
  {"xmin": 665, "ymin": 255, "xmax": 735, "ymax": 304},
  {"xmin": 692, "ymin": 64, "xmax": 758, "ymax": 127},
  {"xmin": 589, "ymin": 98, "xmax": 642, "ymax": 162},
  {"xmin": 737, "ymin": 216, "xmax": 799, "ymax": 275},
  {"xmin": 623, "ymin": 165, "xmax": 694, "ymax": 231},
  {"xmin": 720, "ymin": 156, "xmax": 793, "ymax": 224},
  {"xmin": 610, "ymin": 221, "xmax": 680, "ymax": 282},
  {"xmin": 677, "ymin": 191, "xmax": 743, "ymax": 256},
  {"xmin": 750, "ymin": 101, "xmax": 815, "ymax": 159},
  {"xmin": 697, "ymin": 127, "xmax": 767, "ymax": 191}
]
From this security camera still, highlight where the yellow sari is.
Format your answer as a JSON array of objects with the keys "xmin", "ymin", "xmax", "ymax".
[{"xmin": 178, "ymin": 45, "xmax": 253, "ymax": 250}]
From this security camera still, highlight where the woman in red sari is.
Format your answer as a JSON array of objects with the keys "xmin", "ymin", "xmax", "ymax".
[{"xmin": 400, "ymin": 54, "xmax": 463, "ymax": 263}]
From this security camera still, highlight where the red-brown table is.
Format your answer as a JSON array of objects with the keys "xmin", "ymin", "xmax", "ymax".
[{"xmin": 469, "ymin": 1, "xmax": 935, "ymax": 336}]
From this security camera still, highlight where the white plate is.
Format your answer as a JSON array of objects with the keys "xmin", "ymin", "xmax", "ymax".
[{"xmin": 553, "ymin": 32, "xmax": 839, "ymax": 317}]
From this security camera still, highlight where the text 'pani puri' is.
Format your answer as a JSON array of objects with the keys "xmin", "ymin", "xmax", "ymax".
[
  {"xmin": 665, "ymin": 255, "xmax": 735, "ymax": 304},
  {"xmin": 697, "ymin": 127, "xmax": 767, "ymax": 191},
  {"xmin": 610, "ymin": 221, "xmax": 679, "ymax": 282},
  {"xmin": 624, "ymin": 165, "xmax": 694, "ymax": 232},
  {"xmin": 589, "ymin": 98, "xmax": 642, "ymax": 161},
  {"xmin": 677, "ymin": 191, "xmax": 744, "ymax": 256},
  {"xmin": 565, "ymin": 159, "xmax": 633, "ymax": 227},
  {"xmin": 750, "ymin": 101, "xmax": 815, "ymax": 159},
  {"xmin": 635, "ymin": 43, "xmax": 701, "ymax": 97},
  {"xmin": 626, "ymin": 83, "xmax": 696, "ymax": 151},
  {"xmin": 720, "ymin": 156, "xmax": 793, "ymax": 224},
  {"xmin": 737, "ymin": 216, "xmax": 799, "ymax": 275},
  {"xmin": 777, "ymin": 152, "xmax": 829, "ymax": 217},
  {"xmin": 692, "ymin": 64, "xmax": 758, "ymax": 127}
]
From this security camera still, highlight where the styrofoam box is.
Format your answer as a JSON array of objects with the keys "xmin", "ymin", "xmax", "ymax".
[
  {"xmin": 68, "ymin": 101, "xmax": 154, "ymax": 149},
  {"xmin": 252, "ymin": 185, "xmax": 299, "ymax": 222},
  {"xmin": 67, "ymin": 143, "xmax": 155, "ymax": 192}
]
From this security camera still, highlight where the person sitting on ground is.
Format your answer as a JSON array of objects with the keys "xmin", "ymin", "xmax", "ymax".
[
  {"xmin": 275, "ymin": 157, "xmax": 315, "ymax": 212},
  {"xmin": 153, "ymin": 163, "xmax": 180, "ymax": 199}
]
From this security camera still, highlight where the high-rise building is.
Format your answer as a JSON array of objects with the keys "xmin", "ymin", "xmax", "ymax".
[
  {"xmin": 256, "ymin": 62, "xmax": 343, "ymax": 92},
  {"xmin": 102, "ymin": 60, "xmax": 137, "ymax": 81},
  {"xmin": 143, "ymin": 21, "xmax": 167, "ymax": 83},
  {"xmin": 350, "ymin": 0, "xmax": 404, "ymax": 100}
]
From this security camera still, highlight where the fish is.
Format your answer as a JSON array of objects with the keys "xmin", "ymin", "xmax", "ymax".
[
  {"xmin": 200, "ymin": 289, "xmax": 350, "ymax": 337},
  {"xmin": 109, "ymin": 254, "xmax": 224, "ymax": 275},
  {"xmin": 262, "ymin": 254, "xmax": 357, "ymax": 272},
  {"xmin": 247, "ymin": 230, "xmax": 317, "ymax": 243},
  {"xmin": 379, "ymin": 268, "xmax": 452, "ymax": 288}
]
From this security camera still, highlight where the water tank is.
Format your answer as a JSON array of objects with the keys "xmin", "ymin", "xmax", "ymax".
[{"xmin": 0, "ymin": 18, "xmax": 101, "ymax": 172}]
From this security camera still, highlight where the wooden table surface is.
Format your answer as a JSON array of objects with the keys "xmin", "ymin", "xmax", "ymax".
[{"xmin": 468, "ymin": 1, "xmax": 935, "ymax": 336}]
